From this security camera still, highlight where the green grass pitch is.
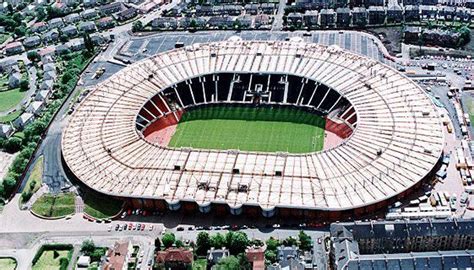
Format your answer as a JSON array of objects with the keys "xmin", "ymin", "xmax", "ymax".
[{"xmin": 168, "ymin": 106, "xmax": 326, "ymax": 153}]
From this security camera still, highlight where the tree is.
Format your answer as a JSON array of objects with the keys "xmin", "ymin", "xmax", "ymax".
[
  {"xmin": 2, "ymin": 176, "xmax": 16, "ymax": 196},
  {"xmin": 282, "ymin": 236, "xmax": 297, "ymax": 247},
  {"xmin": 83, "ymin": 33, "xmax": 94, "ymax": 53},
  {"xmin": 237, "ymin": 253, "xmax": 251, "ymax": 270},
  {"xmin": 298, "ymin": 231, "xmax": 312, "ymax": 251},
  {"xmin": 59, "ymin": 257, "xmax": 69, "ymax": 270},
  {"xmin": 211, "ymin": 233, "xmax": 226, "ymax": 249},
  {"xmin": 132, "ymin": 21, "xmax": 144, "ymax": 32},
  {"xmin": 90, "ymin": 248, "xmax": 105, "ymax": 261},
  {"xmin": 154, "ymin": 237, "xmax": 162, "ymax": 250},
  {"xmin": 14, "ymin": 26, "xmax": 26, "ymax": 37},
  {"xmin": 81, "ymin": 239, "xmax": 96, "ymax": 254},
  {"xmin": 162, "ymin": 233, "xmax": 176, "ymax": 248},
  {"xmin": 4, "ymin": 137, "xmax": 22, "ymax": 153},
  {"xmin": 20, "ymin": 79, "xmax": 28, "ymax": 91},
  {"xmin": 227, "ymin": 232, "xmax": 249, "ymax": 255},
  {"xmin": 27, "ymin": 51, "xmax": 40, "ymax": 62},
  {"xmin": 36, "ymin": 6, "xmax": 46, "ymax": 21},
  {"xmin": 266, "ymin": 237, "xmax": 280, "ymax": 251},
  {"xmin": 175, "ymin": 240, "xmax": 184, "ymax": 248},
  {"xmin": 196, "ymin": 232, "xmax": 210, "ymax": 255},
  {"xmin": 216, "ymin": 255, "xmax": 240, "ymax": 270},
  {"xmin": 11, "ymin": 155, "xmax": 28, "ymax": 175},
  {"xmin": 264, "ymin": 250, "xmax": 277, "ymax": 264}
]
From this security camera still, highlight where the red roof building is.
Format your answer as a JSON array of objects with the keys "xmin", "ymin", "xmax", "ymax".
[
  {"xmin": 104, "ymin": 240, "xmax": 132, "ymax": 270},
  {"xmin": 246, "ymin": 245, "xmax": 266, "ymax": 270},
  {"xmin": 156, "ymin": 248, "xmax": 194, "ymax": 270}
]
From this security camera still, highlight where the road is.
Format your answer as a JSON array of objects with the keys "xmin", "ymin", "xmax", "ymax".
[{"xmin": 272, "ymin": 0, "xmax": 286, "ymax": 31}]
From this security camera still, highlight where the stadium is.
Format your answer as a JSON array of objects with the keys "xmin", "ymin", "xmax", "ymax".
[{"xmin": 62, "ymin": 39, "xmax": 445, "ymax": 220}]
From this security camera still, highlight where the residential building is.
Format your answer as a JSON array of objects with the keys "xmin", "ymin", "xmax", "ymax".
[
  {"xmin": 0, "ymin": 124, "xmax": 14, "ymax": 138},
  {"xmin": 97, "ymin": 16, "xmax": 114, "ymax": 29},
  {"xmin": 155, "ymin": 248, "xmax": 194, "ymax": 270},
  {"xmin": 14, "ymin": 112, "xmax": 34, "ymax": 129},
  {"xmin": 116, "ymin": 7, "xmax": 137, "ymax": 21},
  {"xmin": 23, "ymin": 36, "xmax": 41, "ymax": 48},
  {"xmin": 366, "ymin": 0, "xmax": 384, "ymax": 6},
  {"xmin": 81, "ymin": 8, "xmax": 98, "ymax": 19},
  {"xmin": 41, "ymin": 79, "xmax": 54, "ymax": 91},
  {"xmin": 404, "ymin": 5, "xmax": 420, "ymax": 22},
  {"xmin": 68, "ymin": 39, "xmax": 85, "ymax": 51},
  {"xmin": 32, "ymin": 21, "xmax": 48, "ymax": 33},
  {"xmin": 35, "ymin": 89, "xmax": 52, "ymax": 102},
  {"xmin": 103, "ymin": 240, "xmax": 133, "ymax": 270},
  {"xmin": 99, "ymin": 2, "xmax": 123, "ymax": 15},
  {"xmin": 236, "ymin": 15, "xmax": 252, "ymax": 28},
  {"xmin": 387, "ymin": 4, "xmax": 403, "ymax": 23},
  {"xmin": 320, "ymin": 9, "xmax": 336, "ymax": 28},
  {"xmin": 420, "ymin": 5, "xmax": 437, "ymax": 20},
  {"xmin": 49, "ymin": 17, "xmax": 64, "ymax": 29},
  {"xmin": 368, "ymin": 6, "xmax": 385, "ymax": 24},
  {"xmin": 352, "ymin": 7, "xmax": 367, "ymax": 27},
  {"xmin": 151, "ymin": 17, "xmax": 178, "ymax": 29},
  {"xmin": 246, "ymin": 246, "xmax": 266, "ymax": 270},
  {"xmin": 331, "ymin": 220, "xmax": 474, "ymax": 270},
  {"xmin": 78, "ymin": 21, "xmax": 96, "ymax": 32},
  {"xmin": 438, "ymin": 6, "xmax": 456, "ymax": 21},
  {"xmin": 207, "ymin": 247, "xmax": 230, "ymax": 268},
  {"xmin": 287, "ymin": 12, "xmax": 303, "ymax": 26},
  {"xmin": 27, "ymin": 101, "xmax": 45, "ymax": 115},
  {"xmin": 62, "ymin": 25, "xmax": 78, "ymax": 37},
  {"xmin": 0, "ymin": 59, "xmax": 18, "ymax": 73},
  {"xmin": 43, "ymin": 70, "xmax": 57, "ymax": 81},
  {"xmin": 336, "ymin": 7, "xmax": 351, "ymax": 27},
  {"xmin": 223, "ymin": 4, "xmax": 242, "ymax": 16},
  {"xmin": 64, "ymin": 13, "xmax": 81, "ymax": 24},
  {"xmin": 261, "ymin": 3, "xmax": 276, "ymax": 14},
  {"xmin": 255, "ymin": 14, "xmax": 270, "ymax": 28},
  {"xmin": 83, "ymin": 0, "xmax": 97, "ymax": 7},
  {"xmin": 43, "ymin": 63, "xmax": 55, "ymax": 72},
  {"xmin": 42, "ymin": 29, "xmax": 59, "ymax": 43},
  {"xmin": 303, "ymin": 10, "xmax": 319, "ymax": 27},
  {"xmin": 245, "ymin": 4, "xmax": 258, "ymax": 15},
  {"xmin": 8, "ymin": 72, "xmax": 21, "ymax": 89},
  {"xmin": 207, "ymin": 16, "xmax": 234, "ymax": 28}
]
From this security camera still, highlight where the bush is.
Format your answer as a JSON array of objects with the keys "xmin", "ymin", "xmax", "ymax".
[
  {"xmin": 162, "ymin": 233, "xmax": 176, "ymax": 248},
  {"xmin": 59, "ymin": 257, "xmax": 69, "ymax": 270},
  {"xmin": 3, "ymin": 137, "xmax": 22, "ymax": 153},
  {"xmin": 21, "ymin": 190, "xmax": 32, "ymax": 202}
]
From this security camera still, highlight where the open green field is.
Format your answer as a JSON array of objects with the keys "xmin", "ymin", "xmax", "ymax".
[
  {"xmin": 0, "ymin": 88, "xmax": 24, "ymax": 112},
  {"xmin": 21, "ymin": 156, "xmax": 44, "ymax": 203},
  {"xmin": 465, "ymin": 95, "xmax": 474, "ymax": 124},
  {"xmin": 0, "ymin": 257, "xmax": 16, "ymax": 270},
  {"xmin": 169, "ymin": 106, "xmax": 325, "ymax": 153},
  {"xmin": 31, "ymin": 192, "xmax": 75, "ymax": 218},
  {"xmin": 32, "ymin": 250, "xmax": 70, "ymax": 270}
]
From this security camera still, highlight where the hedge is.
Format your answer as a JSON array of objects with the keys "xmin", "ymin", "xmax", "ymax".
[{"xmin": 31, "ymin": 244, "xmax": 73, "ymax": 266}]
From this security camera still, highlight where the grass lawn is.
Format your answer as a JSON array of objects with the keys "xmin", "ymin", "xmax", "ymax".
[
  {"xmin": 0, "ymin": 88, "xmax": 25, "ymax": 113},
  {"xmin": 83, "ymin": 193, "xmax": 123, "ymax": 219},
  {"xmin": 169, "ymin": 106, "xmax": 326, "ymax": 153},
  {"xmin": 32, "ymin": 250, "xmax": 70, "ymax": 270},
  {"xmin": 0, "ymin": 109, "xmax": 22, "ymax": 123},
  {"xmin": 465, "ymin": 95, "xmax": 474, "ymax": 124},
  {"xmin": 31, "ymin": 192, "xmax": 75, "ymax": 218},
  {"xmin": 22, "ymin": 156, "xmax": 44, "ymax": 203},
  {"xmin": 0, "ymin": 34, "xmax": 10, "ymax": 45},
  {"xmin": 193, "ymin": 258, "xmax": 207, "ymax": 270},
  {"xmin": 0, "ymin": 257, "xmax": 16, "ymax": 270}
]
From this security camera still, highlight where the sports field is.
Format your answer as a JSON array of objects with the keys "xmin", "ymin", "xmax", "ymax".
[{"xmin": 168, "ymin": 106, "xmax": 325, "ymax": 153}]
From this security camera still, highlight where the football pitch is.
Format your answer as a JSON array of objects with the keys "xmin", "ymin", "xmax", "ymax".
[{"xmin": 168, "ymin": 106, "xmax": 326, "ymax": 153}]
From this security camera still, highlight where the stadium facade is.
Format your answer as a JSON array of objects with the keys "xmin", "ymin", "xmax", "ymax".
[{"xmin": 62, "ymin": 39, "xmax": 445, "ymax": 219}]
